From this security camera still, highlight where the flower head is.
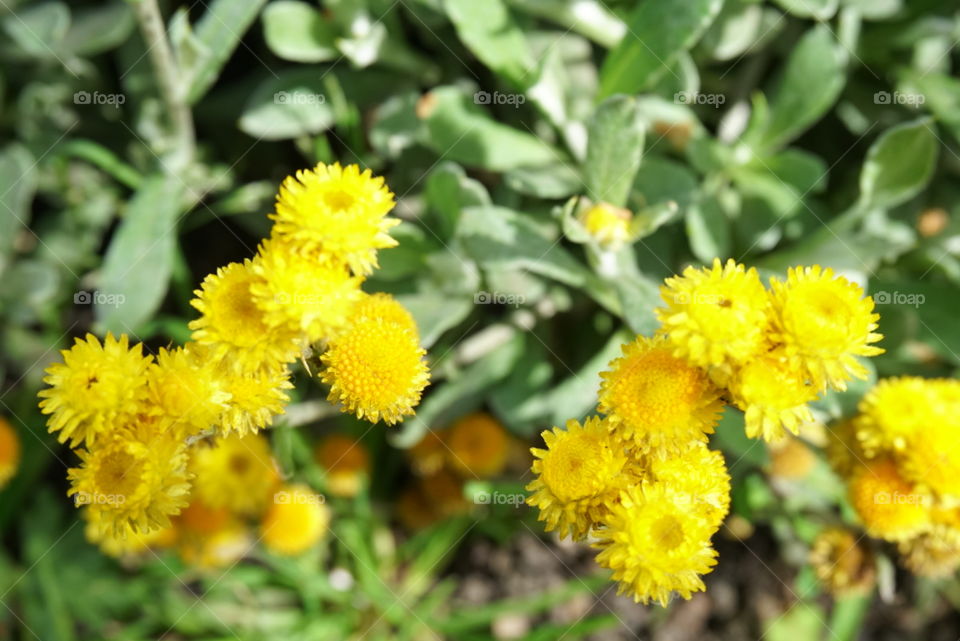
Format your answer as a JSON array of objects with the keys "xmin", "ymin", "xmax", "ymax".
[
  {"xmin": 349, "ymin": 292, "xmax": 417, "ymax": 333},
  {"xmin": 189, "ymin": 261, "xmax": 299, "ymax": 371},
  {"xmin": 190, "ymin": 433, "xmax": 279, "ymax": 516},
  {"xmin": 526, "ymin": 417, "xmax": 629, "ymax": 541},
  {"xmin": 270, "ymin": 163, "xmax": 398, "ymax": 275},
  {"xmin": 251, "ymin": 238, "xmax": 364, "ymax": 342},
  {"xmin": 83, "ymin": 508, "xmax": 177, "ymax": 559},
  {"xmin": 407, "ymin": 429, "xmax": 447, "ymax": 476},
  {"xmin": 261, "ymin": 484, "xmax": 331, "ymax": 555},
  {"xmin": 320, "ymin": 311, "xmax": 430, "ymax": 425},
  {"xmin": 855, "ymin": 377, "xmax": 955, "ymax": 456},
  {"xmin": 581, "ymin": 202, "xmax": 632, "ymax": 249},
  {"xmin": 445, "ymin": 413, "xmax": 510, "ymax": 479},
  {"xmin": 593, "ymin": 483, "xmax": 718, "ymax": 606},
  {"xmin": 647, "ymin": 444, "xmax": 730, "ymax": 530},
  {"xmin": 39, "ymin": 333, "xmax": 152, "ymax": 447},
  {"xmin": 730, "ymin": 350, "xmax": 817, "ymax": 442},
  {"xmin": 656, "ymin": 259, "xmax": 771, "ymax": 369},
  {"xmin": 810, "ymin": 527, "xmax": 876, "ymax": 596},
  {"xmin": 215, "ymin": 360, "xmax": 293, "ymax": 437},
  {"xmin": 598, "ymin": 335, "xmax": 722, "ymax": 453},
  {"xmin": 67, "ymin": 419, "xmax": 191, "ymax": 537},
  {"xmin": 0, "ymin": 417, "xmax": 20, "ymax": 489},
  {"xmin": 769, "ymin": 266, "xmax": 883, "ymax": 391},
  {"xmin": 146, "ymin": 345, "xmax": 230, "ymax": 439},
  {"xmin": 898, "ymin": 520, "xmax": 960, "ymax": 578},
  {"xmin": 176, "ymin": 499, "xmax": 250, "ymax": 569},
  {"xmin": 315, "ymin": 434, "xmax": 370, "ymax": 498},
  {"xmin": 848, "ymin": 458, "xmax": 930, "ymax": 541}
]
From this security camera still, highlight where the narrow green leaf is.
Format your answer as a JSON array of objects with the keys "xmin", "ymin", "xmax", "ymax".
[
  {"xmin": 599, "ymin": 0, "xmax": 723, "ymax": 99},
  {"xmin": 686, "ymin": 196, "xmax": 731, "ymax": 263},
  {"xmin": 0, "ymin": 144, "xmax": 37, "ymax": 278},
  {"xmin": 584, "ymin": 95, "xmax": 644, "ymax": 207},
  {"xmin": 444, "ymin": 0, "xmax": 534, "ymax": 87}
]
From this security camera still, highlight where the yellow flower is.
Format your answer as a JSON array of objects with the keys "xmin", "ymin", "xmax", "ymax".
[
  {"xmin": 898, "ymin": 517, "xmax": 960, "ymax": 578},
  {"xmin": 67, "ymin": 420, "xmax": 191, "ymax": 537},
  {"xmin": 38, "ymin": 333, "xmax": 152, "ymax": 447},
  {"xmin": 261, "ymin": 484, "xmax": 331, "ymax": 555},
  {"xmin": 581, "ymin": 202, "xmax": 631, "ymax": 249},
  {"xmin": 0, "ymin": 417, "xmax": 20, "ymax": 489},
  {"xmin": 146, "ymin": 345, "xmax": 230, "ymax": 439},
  {"xmin": 855, "ymin": 377, "xmax": 956, "ymax": 456},
  {"xmin": 900, "ymin": 420, "xmax": 960, "ymax": 498},
  {"xmin": 593, "ymin": 483, "xmax": 718, "ymax": 606},
  {"xmin": 320, "ymin": 311, "xmax": 430, "ymax": 425},
  {"xmin": 730, "ymin": 350, "xmax": 817, "ymax": 442},
  {"xmin": 407, "ymin": 429, "xmax": 447, "ymax": 476},
  {"xmin": 83, "ymin": 508, "xmax": 177, "ymax": 559},
  {"xmin": 189, "ymin": 261, "xmax": 300, "ymax": 371},
  {"xmin": 598, "ymin": 335, "xmax": 722, "ymax": 453},
  {"xmin": 349, "ymin": 292, "xmax": 417, "ymax": 333},
  {"xmin": 810, "ymin": 527, "xmax": 876, "ymax": 596},
  {"xmin": 315, "ymin": 434, "xmax": 370, "ymax": 498},
  {"xmin": 445, "ymin": 413, "xmax": 510, "ymax": 479},
  {"xmin": 848, "ymin": 458, "xmax": 930, "ymax": 541},
  {"xmin": 251, "ymin": 238, "xmax": 364, "ymax": 342},
  {"xmin": 526, "ymin": 417, "xmax": 629, "ymax": 541},
  {"xmin": 766, "ymin": 437, "xmax": 817, "ymax": 481},
  {"xmin": 215, "ymin": 360, "xmax": 293, "ymax": 437},
  {"xmin": 270, "ymin": 163, "xmax": 399, "ymax": 276},
  {"xmin": 647, "ymin": 444, "xmax": 730, "ymax": 530},
  {"xmin": 656, "ymin": 259, "xmax": 771, "ymax": 369},
  {"xmin": 417, "ymin": 468, "xmax": 470, "ymax": 518},
  {"xmin": 190, "ymin": 433, "xmax": 279, "ymax": 516},
  {"xmin": 769, "ymin": 265, "xmax": 883, "ymax": 391}
]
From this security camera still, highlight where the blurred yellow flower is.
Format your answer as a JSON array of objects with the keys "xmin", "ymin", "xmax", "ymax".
[
  {"xmin": 251, "ymin": 238, "xmax": 364, "ymax": 341},
  {"xmin": 810, "ymin": 527, "xmax": 876, "ymax": 596},
  {"xmin": 270, "ymin": 162, "xmax": 398, "ymax": 276},
  {"xmin": 526, "ymin": 417, "xmax": 628, "ymax": 541},
  {"xmin": 408, "ymin": 429, "xmax": 447, "ymax": 476},
  {"xmin": 215, "ymin": 360, "xmax": 293, "ymax": 437},
  {"xmin": 593, "ymin": 483, "xmax": 718, "ymax": 606},
  {"xmin": 39, "ymin": 333, "xmax": 152, "ymax": 447},
  {"xmin": 321, "ymin": 312, "xmax": 429, "ymax": 425},
  {"xmin": 581, "ymin": 202, "xmax": 631, "ymax": 249},
  {"xmin": 598, "ymin": 335, "xmax": 722, "ymax": 452},
  {"xmin": 445, "ymin": 413, "xmax": 510, "ymax": 479},
  {"xmin": 261, "ymin": 484, "xmax": 330, "ymax": 555},
  {"xmin": 769, "ymin": 265, "xmax": 883, "ymax": 391},
  {"xmin": 656, "ymin": 258, "xmax": 770, "ymax": 369},
  {"xmin": 0, "ymin": 417, "xmax": 20, "ymax": 489},
  {"xmin": 848, "ymin": 458, "xmax": 930, "ymax": 541},
  {"xmin": 315, "ymin": 434, "xmax": 370, "ymax": 498},
  {"xmin": 83, "ymin": 507, "xmax": 177, "ymax": 559},
  {"xmin": 190, "ymin": 433, "xmax": 279, "ymax": 516},
  {"xmin": 899, "ymin": 521, "xmax": 960, "ymax": 578},
  {"xmin": 189, "ymin": 260, "xmax": 299, "ymax": 371},
  {"xmin": 176, "ymin": 499, "xmax": 250, "ymax": 569}
]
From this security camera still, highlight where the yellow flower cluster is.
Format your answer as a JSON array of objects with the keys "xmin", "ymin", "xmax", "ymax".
[
  {"xmin": 657, "ymin": 259, "xmax": 883, "ymax": 441},
  {"xmin": 828, "ymin": 377, "xmax": 960, "ymax": 576},
  {"xmin": 37, "ymin": 163, "xmax": 428, "ymax": 541},
  {"xmin": 526, "ymin": 259, "xmax": 884, "ymax": 605}
]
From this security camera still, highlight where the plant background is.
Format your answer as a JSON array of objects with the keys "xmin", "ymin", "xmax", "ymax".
[{"xmin": 1, "ymin": 0, "xmax": 960, "ymax": 639}]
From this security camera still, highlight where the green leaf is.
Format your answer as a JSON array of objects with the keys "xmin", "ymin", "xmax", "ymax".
[
  {"xmin": 759, "ymin": 26, "xmax": 846, "ymax": 150},
  {"xmin": 238, "ymin": 69, "xmax": 335, "ymax": 140},
  {"xmin": 773, "ymin": 0, "xmax": 838, "ymax": 19},
  {"xmin": 584, "ymin": 95, "xmax": 645, "ymax": 207},
  {"xmin": 909, "ymin": 73, "xmax": 960, "ymax": 145},
  {"xmin": 60, "ymin": 1, "xmax": 134, "ymax": 57},
  {"xmin": 419, "ymin": 86, "xmax": 559, "ymax": 171},
  {"xmin": 614, "ymin": 273, "xmax": 661, "ymax": 335},
  {"xmin": 424, "ymin": 162, "xmax": 491, "ymax": 240},
  {"xmin": 445, "ymin": 0, "xmax": 533, "ymax": 87},
  {"xmin": 764, "ymin": 602, "xmax": 826, "ymax": 641},
  {"xmin": 0, "ymin": 144, "xmax": 37, "ymax": 278},
  {"xmin": 598, "ymin": 0, "xmax": 723, "ymax": 99},
  {"xmin": 507, "ymin": 0, "xmax": 625, "ymax": 48},
  {"xmin": 699, "ymin": 0, "xmax": 765, "ymax": 61},
  {"xmin": 95, "ymin": 174, "xmax": 184, "ymax": 334},
  {"xmin": 186, "ymin": 0, "xmax": 269, "ymax": 104},
  {"xmin": 829, "ymin": 593, "xmax": 873, "ymax": 641},
  {"xmin": 2, "ymin": 1, "xmax": 69, "ymax": 58},
  {"xmin": 546, "ymin": 329, "xmax": 633, "ymax": 426},
  {"xmin": 262, "ymin": 0, "xmax": 337, "ymax": 63},
  {"xmin": 859, "ymin": 118, "xmax": 937, "ymax": 210},
  {"xmin": 686, "ymin": 196, "xmax": 731, "ymax": 263}
]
